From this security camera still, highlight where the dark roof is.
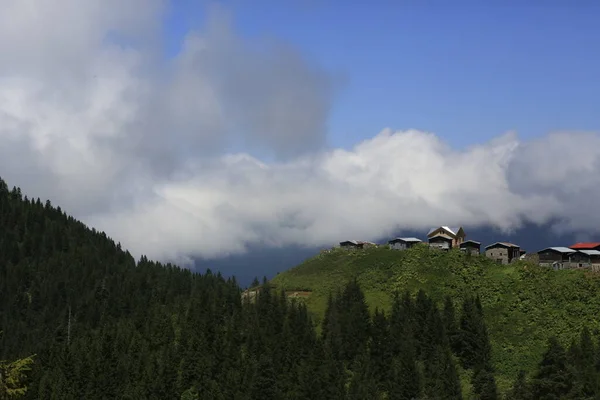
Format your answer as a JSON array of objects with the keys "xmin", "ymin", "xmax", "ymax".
[
  {"xmin": 388, "ymin": 237, "xmax": 422, "ymax": 244},
  {"xmin": 460, "ymin": 240, "xmax": 481, "ymax": 246},
  {"xmin": 485, "ymin": 241, "xmax": 519, "ymax": 250},
  {"xmin": 570, "ymin": 242, "xmax": 600, "ymax": 249}
]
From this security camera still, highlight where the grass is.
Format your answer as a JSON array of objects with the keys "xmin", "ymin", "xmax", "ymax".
[{"xmin": 270, "ymin": 244, "xmax": 600, "ymax": 393}]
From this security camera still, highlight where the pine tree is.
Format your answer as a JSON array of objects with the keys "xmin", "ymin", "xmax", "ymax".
[
  {"xmin": 347, "ymin": 350, "xmax": 379, "ymax": 400},
  {"xmin": 389, "ymin": 292, "xmax": 413, "ymax": 358},
  {"xmin": 568, "ymin": 327, "xmax": 599, "ymax": 399},
  {"xmin": 321, "ymin": 343, "xmax": 347, "ymax": 400},
  {"xmin": 422, "ymin": 346, "xmax": 462, "ymax": 400},
  {"xmin": 387, "ymin": 353, "xmax": 421, "ymax": 400},
  {"xmin": 530, "ymin": 336, "xmax": 572, "ymax": 399},
  {"xmin": 471, "ymin": 365, "xmax": 498, "ymax": 400},
  {"xmin": 249, "ymin": 354, "xmax": 278, "ymax": 400},
  {"xmin": 0, "ymin": 355, "xmax": 35, "ymax": 399},
  {"xmin": 369, "ymin": 308, "xmax": 392, "ymax": 390},
  {"xmin": 420, "ymin": 305, "xmax": 462, "ymax": 400},
  {"xmin": 457, "ymin": 296, "xmax": 492, "ymax": 370},
  {"xmin": 295, "ymin": 343, "xmax": 327, "ymax": 400},
  {"xmin": 442, "ymin": 295, "xmax": 459, "ymax": 354},
  {"xmin": 338, "ymin": 279, "xmax": 371, "ymax": 363},
  {"xmin": 322, "ymin": 291, "xmax": 343, "ymax": 362},
  {"xmin": 507, "ymin": 370, "xmax": 530, "ymax": 400},
  {"xmin": 413, "ymin": 289, "xmax": 432, "ymax": 358}
]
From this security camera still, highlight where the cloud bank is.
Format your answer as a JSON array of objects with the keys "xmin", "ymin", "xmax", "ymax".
[{"xmin": 0, "ymin": 2, "xmax": 598, "ymax": 265}]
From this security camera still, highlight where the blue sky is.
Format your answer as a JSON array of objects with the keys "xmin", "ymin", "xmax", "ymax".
[{"xmin": 164, "ymin": 1, "xmax": 600, "ymax": 151}]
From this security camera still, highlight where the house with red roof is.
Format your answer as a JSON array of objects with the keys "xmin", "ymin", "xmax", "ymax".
[{"xmin": 569, "ymin": 242, "xmax": 600, "ymax": 251}]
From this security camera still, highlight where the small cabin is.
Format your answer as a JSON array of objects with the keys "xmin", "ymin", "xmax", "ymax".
[
  {"xmin": 579, "ymin": 250, "xmax": 600, "ymax": 272},
  {"xmin": 339, "ymin": 240, "xmax": 376, "ymax": 250},
  {"xmin": 484, "ymin": 242, "xmax": 521, "ymax": 265},
  {"xmin": 388, "ymin": 237, "xmax": 422, "ymax": 250},
  {"xmin": 459, "ymin": 240, "xmax": 481, "ymax": 255},
  {"xmin": 428, "ymin": 234, "xmax": 453, "ymax": 251}
]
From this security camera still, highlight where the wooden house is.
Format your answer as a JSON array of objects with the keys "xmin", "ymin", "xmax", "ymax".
[
  {"xmin": 428, "ymin": 233, "xmax": 453, "ymax": 251},
  {"xmin": 578, "ymin": 250, "xmax": 600, "ymax": 272},
  {"xmin": 459, "ymin": 240, "xmax": 481, "ymax": 255},
  {"xmin": 339, "ymin": 240, "xmax": 376, "ymax": 250},
  {"xmin": 537, "ymin": 247, "xmax": 577, "ymax": 270},
  {"xmin": 484, "ymin": 242, "xmax": 521, "ymax": 265},
  {"xmin": 388, "ymin": 237, "xmax": 422, "ymax": 250},
  {"xmin": 427, "ymin": 226, "xmax": 466, "ymax": 248}
]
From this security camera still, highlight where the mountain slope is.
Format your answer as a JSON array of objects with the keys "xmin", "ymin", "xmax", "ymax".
[{"xmin": 271, "ymin": 245, "xmax": 600, "ymax": 389}]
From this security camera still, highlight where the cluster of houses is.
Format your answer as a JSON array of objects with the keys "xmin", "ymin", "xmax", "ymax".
[{"xmin": 339, "ymin": 226, "xmax": 600, "ymax": 272}]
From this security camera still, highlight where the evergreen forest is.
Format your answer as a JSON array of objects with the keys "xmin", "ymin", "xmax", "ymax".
[{"xmin": 1, "ymin": 177, "xmax": 599, "ymax": 399}]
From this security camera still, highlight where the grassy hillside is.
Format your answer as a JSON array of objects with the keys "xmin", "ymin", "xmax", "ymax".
[{"xmin": 271, "ymin": 244, "xmax": 600, "ymax": 391}]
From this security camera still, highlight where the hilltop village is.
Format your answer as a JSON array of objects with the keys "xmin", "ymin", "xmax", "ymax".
[{"xmin": 339, "ymin": 225, "xmax": 600, "ymax": 272}]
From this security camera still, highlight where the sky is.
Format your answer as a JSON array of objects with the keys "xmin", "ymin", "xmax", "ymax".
[
  {"xmin": 1, "ymin": 1, "xmax": 600, "ymax": 269},
  {"xmin": 165, "ymin": 1, "xmax": 600, "ymax": 150}
]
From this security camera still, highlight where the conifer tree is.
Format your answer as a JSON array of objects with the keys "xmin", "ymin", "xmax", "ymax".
[
  {"xmin": 387, "ymin": 351, "xmax": 421, "ymax": 400},
  {"xmin": 347, "ymin": 349, "xmax": 379, "ymax": 400},
  {"xmin": 443, "ymin": 295, "xmax": 459, "ymax": 353},
  {"xmin": 564, "ymin": 327, "xmax": 598, "ymax": 399},
  {"xmin": 0, "ymin": 355, "xmax": 35, "ymax": 399},
  {"xmin": 471, "ymin": 365, "xmax": 498, "ymax": 400},
  {"xmin": 338, "ymin": 279, "xmax": 371, "ymax": 363},
  {"xmin": 249, "ymin": 354, "xmax": 278, "ymax": 400},
  {"xmin": 414, "ymin": 289, "xmax": 432, "ymax": 358},
  {"xmin": 389, "ymin": 292, "xmax": 413, "ymax": 358},
  {"xmin": 322, "ymin": 291, "xmax": 344, "ymax": 362},
  {"xmin": 507, "ymin": 370, "xmax": 530, "ymax": 400},
  {"xmin": 321, "ymin": 343, "xmax": 347, "ymax": 400},
  {"xmin": 457, "ymin": 296, "xmax": 492, "ymax": 370},
  {"xmin": 530, "ymin": 336, "xmax": 572, "ymax": 399},
  {"xmin": 369, "ymin": 308, "xmax": 392, "ymax": 390}
]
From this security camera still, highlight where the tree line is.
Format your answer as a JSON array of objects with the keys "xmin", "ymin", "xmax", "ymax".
[{"xmin": 1, "ymin": 177, "xmax": 599, "ymax": 399}]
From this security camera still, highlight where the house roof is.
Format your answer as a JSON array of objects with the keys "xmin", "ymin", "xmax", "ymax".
[
  {"xmin": 340, "ymin": 240, "xmax": 376, "ymax": 246},
  {"xmin": 570, "ymin": 242, "xmax": 600, "ymax": 249},
  {"xmin": 460, "ymin": 240, "xmax": 481, "ymax": 246},
  {"xmin": 578, "ymin": 250, "xmax": 600, "ymax": 256},
  {"xmin": 427, "ymin": 226, "xmax": 462, "ymax": 237},
  {"xmin": 429, "ymin": 233, "xmax": 453, "ymax": 241},
  {"xmin": 389, "ymin": 237, "xmax": 422, "ymax": 243},
  {"xmin": 485, "ymin": 242, "xmax": 519, "ymax": 249},
  {"xmin": 538, "ymin": 247, "xmax": 576, "ymax": 254}
]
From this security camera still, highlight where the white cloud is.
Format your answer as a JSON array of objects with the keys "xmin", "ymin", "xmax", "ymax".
[{"xmin": 0, "ymin": 1, "xmax": 597, "ymax": 264}]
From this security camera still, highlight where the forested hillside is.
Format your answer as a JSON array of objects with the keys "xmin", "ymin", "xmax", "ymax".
[
  {"xmin": 1, "ymin": 176, "xmax": 599, "ymax": 399},
  {"xmin": 271, "ymin": 245, "xmax": 600, "ymax": 393}
]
